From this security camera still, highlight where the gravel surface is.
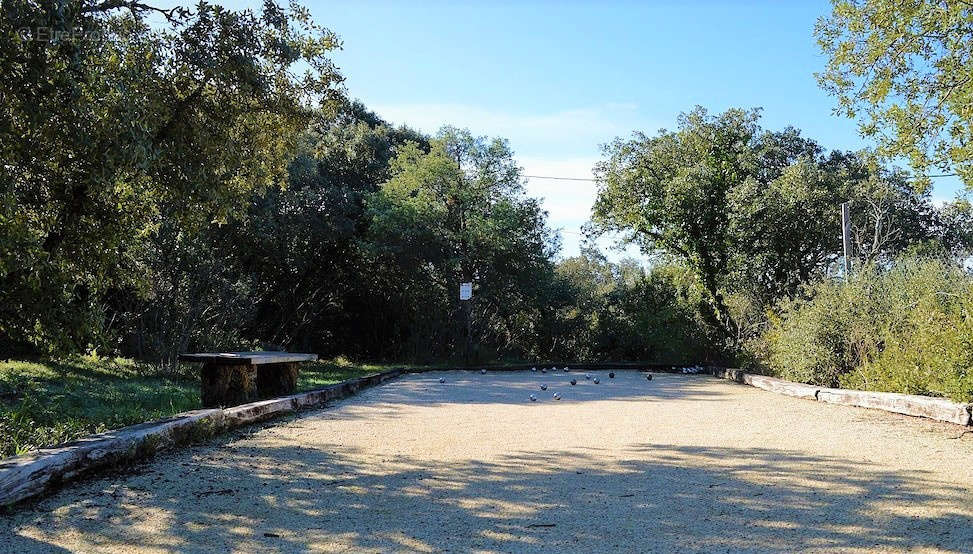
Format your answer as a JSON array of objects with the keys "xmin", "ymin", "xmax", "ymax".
[{"xmin": 3, "ymin": 371, "xmax": 972, "ymax": 553}]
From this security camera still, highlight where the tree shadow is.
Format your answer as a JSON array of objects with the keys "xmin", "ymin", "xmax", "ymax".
[
  {"xmin": 322, "ymin": 370, "xmax": 728, "ymax": 424},
  {"xmin": 3, "ymin": 438, "xmax": 970, "ymax": 552}
]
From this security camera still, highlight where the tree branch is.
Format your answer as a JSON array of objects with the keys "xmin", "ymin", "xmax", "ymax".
[{"xmin": 81, "ymin": 1, "xmax": 190, "ymax": 24}]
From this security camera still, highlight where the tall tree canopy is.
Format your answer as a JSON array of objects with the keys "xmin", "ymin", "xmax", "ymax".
[
  {"xmin": 112, "ymin": 102, "xmax": 427, "ymax": 367},
  {"xmin": 592, "ymin": 107, "xmax": 956, "ymax": 344},
  {"xmin": 816, "ymin": 0, "xmax": 973, "ymax": 187},
  {"xmin": 0, "ymin": 0, "xmax": 343, "ymax": 352},
  {"xmin": 593, "ymin": 107, "xmax": 805, "ymax": 340},
  {"xmin": 366, "ymin": 128, "xmax": 558, "ymax": 361},
  {"xmin": 232, "ymin": 102, "xmax": 429, "ymax": 356}
]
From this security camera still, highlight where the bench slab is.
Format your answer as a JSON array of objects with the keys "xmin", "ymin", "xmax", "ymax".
[
  {"xmin": 178, "ymin": 351, "xmax": 317, "ymax": 365},
  {"xmin": 180, "ymin": 352, "xmax": 317, "ymax": 407}
]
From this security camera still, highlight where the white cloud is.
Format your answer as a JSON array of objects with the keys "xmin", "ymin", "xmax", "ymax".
[
  {"xmin": 519, "ymin": 156, "xmax": 646, "ymax": 263},
  {"xmin": 520, "ymin": 156, "xmax": 598, "ymax": 225},
  {"xmin": 370, "ymin": 102, "xmax": 649, "ymax": 263},
  {"xmin": 370, "ymin": 102, "xmax": 639, "ymax": 157}
]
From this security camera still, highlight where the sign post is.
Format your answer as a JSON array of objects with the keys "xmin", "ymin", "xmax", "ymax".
[{"xmin": 460, "ymin": 282, "xmax": 472, "ymax": 365}]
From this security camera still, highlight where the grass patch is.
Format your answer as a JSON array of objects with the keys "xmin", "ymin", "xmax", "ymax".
[
  {"xmin": 0, "ymin": 356, "xmax": 423, "ymax": 460},
  {"xmin": 0, "ymin": 356, "xmax": 199, "ymax": 459},
  {"xmin": 297, "ymin": 358, "xmax": 402, "ymax": 391}
]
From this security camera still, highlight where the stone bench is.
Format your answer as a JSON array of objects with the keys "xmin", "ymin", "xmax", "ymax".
[{"xmin": 178, "ymin": 351, "xmax": 318, "ymax": 407}]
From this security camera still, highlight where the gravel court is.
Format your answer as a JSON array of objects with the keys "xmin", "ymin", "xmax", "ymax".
[{"xmin": 2, "ymin": 370, "xmax": 972, "ymax": 553}]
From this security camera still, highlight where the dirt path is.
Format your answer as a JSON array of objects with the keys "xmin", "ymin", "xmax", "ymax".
[{"xmin": 2, "ymin": 371, "xmax": 972, "ymax": 553}]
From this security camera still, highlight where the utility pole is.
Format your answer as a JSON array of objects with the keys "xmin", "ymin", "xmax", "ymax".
[{"xmin": 841, "ymin": 201, "xmax": 853, "ymax": 280}]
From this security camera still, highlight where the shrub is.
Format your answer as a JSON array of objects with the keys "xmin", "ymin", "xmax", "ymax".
[
  {"xmin": 752, "ymin": 257, "xmax": 973, "ymax": 402},
  {"xmin": 595, "ymin": 264, "xmax": 726, "ymax": 364}
]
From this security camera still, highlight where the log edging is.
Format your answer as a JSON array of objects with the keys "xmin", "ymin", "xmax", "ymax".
[
  {"xmin": 4, "ymin": 364, "xmax": 970, "ymax": 509},
  {"xmin": 0, "ymin": 368, "xmax": 405, "ymax": 509},
  {"xmin": 709, "ymin": 368, "xmax": 973, "ymax": 427}
]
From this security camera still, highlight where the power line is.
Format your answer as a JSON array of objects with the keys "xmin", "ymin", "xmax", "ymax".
[{"xmin": 524, "ymin": 175, "xmax": 596, "ymax": 182}]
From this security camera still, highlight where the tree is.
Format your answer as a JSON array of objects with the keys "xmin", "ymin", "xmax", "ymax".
[
  {"xmin": 551, "ymin": 247, "xmax": 621, "ymax": 360},
  {"xmin": 0, "ymin": 0, "xmax": 343, "ymax": 352},
  {"xmin": 103, "ymin": 101, "xmax": 429, "ymax": 365},
  {"xmin": 229, "ymin": 103, "xmax": 427, "ymax": 356},
  {"xmin": 592, "ymin": 107, "xmax": 769, "ymax": 342},
  {"xmin": 108, "ymin": 220, "xmax": 257, "ymax": 370},
  {"xmin": 552, "ymin": 249, "xmax": 722, "ymax": 363},
  {"xmin": 366, "ymin": 128, "xmax": 558, "ymax": 361},
  {"xmin": 816, "ymin": 0, "xmax": 973, "ymax": 187},
  {"xmin": 592, "ymin": 107, "xmax": 951, "ymax": 345}
]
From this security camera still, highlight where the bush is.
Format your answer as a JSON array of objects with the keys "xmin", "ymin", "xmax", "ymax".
[
  {"xmin": 594, "ymin": 264, "xmax": 727, "ymax": 364},
  {"xmin": 552, "ymin": 253, "xmax": 727, "ymax": 364},
  {"xmin": 752, "ymin": 257, "xmax": 973, "ymax": 402}
]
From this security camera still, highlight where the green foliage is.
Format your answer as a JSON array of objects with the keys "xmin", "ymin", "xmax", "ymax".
[
  {"xmin": 296, "ymin": 357, "xmax": 410, "ymax": 390},
  {"xmin": 816, "ymin": 0, "xmax": 973, "ymax": 186},
  {"xmin": 0, "ymin": 355, "xmax": 394, "ymax": 458},
  {"xmin": 593, "ymin": 106, "xmax": 967, "ymax": 346},
  {"xmin": 754, "ymin": 258, "xmax": 973, "ymax": 402},
  {"xmin": 365, "ymin": 127, "xmax": 558, "ymax": 361},
  {"xmin": 596, "ymin": 263, "xmax": 725, "ymax": 364},
  {"xmin": 99, "ymin": 101, "xmax": 428, "ymax": 367},
  {"xmin": 221, "ymin": 104, "xmax": 426, "ymax": 357},
  {"xmin": 552, "ymin": 250, "xmax": 724, "ymax": 364},
  {"xmin": 0, "ymin": 0, "xmax": 343, "ymax": 353},
  {"xmin": 0, "ymin": 357, "xmax": 199, "ymax": 458},
  {"xmin": 124, "ymin": 223, "xmax": 261, "ymax": 370},
  {"xmin": 593, "ymin": 107, "xmax": 764, "ymax": 341}
]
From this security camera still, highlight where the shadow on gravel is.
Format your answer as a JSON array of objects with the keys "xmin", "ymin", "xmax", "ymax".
[
  {"xmin": 4, "ymin": 440, "xmax": 971, "ymax": 552},
  {"xmin": 322, "ymin": 371, "xmax": 728, "ymax": 423}
]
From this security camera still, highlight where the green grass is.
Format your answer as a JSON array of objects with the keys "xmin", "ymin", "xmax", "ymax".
[
  {"xmin": 0, "ymin": 356, "xmax": 403, "ymax": 460},
  {"xmin": 297, "ymin": 358, "xmax": 406, "ymax": 390},
  {"xmin": 0, "ymin": 356, "xmax": 199, "ymax": 459}
]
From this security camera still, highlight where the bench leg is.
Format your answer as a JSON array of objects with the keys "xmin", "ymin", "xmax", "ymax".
[
  {"xmin": 201, "ymin": 363, "xmax": 257, "ymax": 407},
  {"xmin": 256, "ymin": 362, "xmax": 299, "ymax": 398}
]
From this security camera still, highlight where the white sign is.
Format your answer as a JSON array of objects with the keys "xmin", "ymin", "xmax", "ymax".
[{"xmin": 459, "ymin": 282, "xmax": 473, "ymax": 300}]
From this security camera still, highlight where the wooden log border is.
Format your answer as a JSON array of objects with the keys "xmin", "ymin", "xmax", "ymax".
[
  {"xmin": 2, "ymin": 364, "xmax": 970, "ymax": 509},
  {"xmin": 0, "ymin": 369, "xmax": 405, "ymax": 509},
  {"xmin": 710, "ymin": 368, "xmax": 972, "ymax": 427}
]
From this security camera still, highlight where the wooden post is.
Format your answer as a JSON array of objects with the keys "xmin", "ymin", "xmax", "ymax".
[
  {"xmin": 462, "ymin": 298, "xmax": 472, "ymax": 365},
  {"xmin": 256, "ymin": 362, "xmax": 299, "ymax": 398},
  {"xmin": 201, "ymin": 363, "xmax": 257, "ymax": 407},
  {"xmin": 460, "ymin": 281, "xmax": 472, "ymax": 365},
  {"xmin": 841, "ymin": 201, "xmax": 853, "ymax": 280}
]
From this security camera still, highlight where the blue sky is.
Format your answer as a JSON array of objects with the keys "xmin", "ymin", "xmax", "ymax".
[{"xmin": 203, "ymin": 1, "xmax": 965, "ymax": 258}]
